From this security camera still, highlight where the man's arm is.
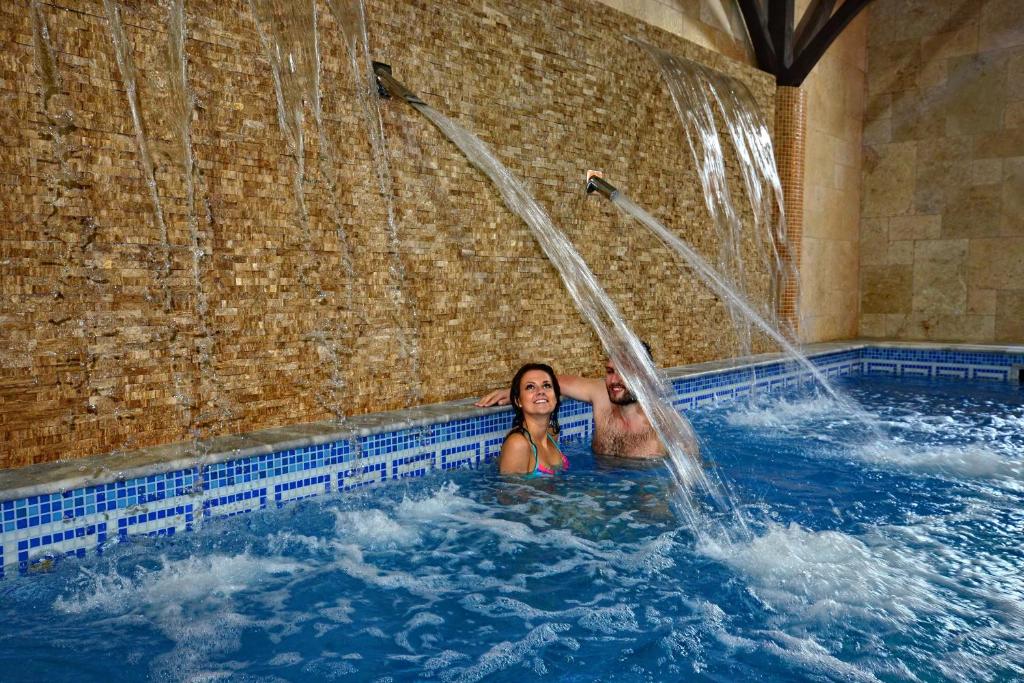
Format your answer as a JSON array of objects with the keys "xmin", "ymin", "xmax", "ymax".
[
  {"xmin": 474, "ymin": 375, "xmax": 605, "ymax": 407},
  {"xmin": 556, "ymin": 375, "xmax": 606, "ymax": 404}
]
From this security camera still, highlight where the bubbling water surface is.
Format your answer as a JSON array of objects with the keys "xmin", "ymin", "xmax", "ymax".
[{"xmin": 1, "ymin": 375, "xmax": 1022, "ymax": 682}]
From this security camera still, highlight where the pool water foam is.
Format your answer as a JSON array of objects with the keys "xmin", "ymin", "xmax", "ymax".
[{"xmin": 1, "ymin": 375, "xmax": 1022, "ymax": 682}]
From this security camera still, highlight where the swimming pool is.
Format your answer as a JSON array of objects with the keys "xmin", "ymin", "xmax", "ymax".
[{"xmin": 1, "ymin": 368, "xmax": 1022, "ymax": 681}]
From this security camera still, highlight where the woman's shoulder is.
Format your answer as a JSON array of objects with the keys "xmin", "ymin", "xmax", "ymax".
[
  {"xmin": 502, "ymin": 429, "xmax": 531, "ymax": 449},
  {"xmin": 499, "ymin": 430, "xmax": 534, "ymax": 474}
]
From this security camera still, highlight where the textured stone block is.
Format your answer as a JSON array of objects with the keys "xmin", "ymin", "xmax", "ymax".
[
  {"xmin": 862, "ymin": 264, "xmax": 912, "ymax": 313},
  {"xmin": 1009, "ymin": 52, "xmax": 1024, "ymax": 101},
  {"xmin": 888, "ymin": 239, "xmax": 913, "ymax": 266},
  {"xmin": 995, "ymin": 290, "xmax": 1024, "ymax": 341},
  {"xmin": 979, "ymin": 0, "xmax": 1024, "ymax": 52},
  {"xmin": 962, "ymin": 314, "xmax": 996, "ymax": 342},
  {"xmin": 944, "ymin": 53, "xmax": 1007, "ymax": 136},
  {"xmin": 1006, "ymin": 101, "xmax": 1024, "ymax": 130},
  {"xmin": 966, "ymin": 287, "xmax": 997, "ymax": 315},
  {"xmin": 862, "ymin": 142, "xmax": 916, "ymax": 217},
  {"xmin": 912, "ymin": 239, "xmax": 967, "ymax": 315},
  {"xmin": 941, "ymin": 184, "xmax": 1003, "ymax": 238},
  {"xmin": 859, "ymin": 312, "xmax": 886, "ymax": 337},
  {"xmin": 920, "ymin": 22, "xmax": 978, "ymax": 62},
  {"xmin": 859, "ymin": 217, "xmax": 889, "ymax": 266},
  {"xmin": 885, "ymin": 312, "xmax": 910, "ymax": 337},
  {"xmin": 1001, "ymin": 158, "xmax": 1024, "ymax": 235},
  {"xmin": 867, "ymin": 0, "xmax": 953, "ymax": 48},
  {"xmin": 971, "ymin": 158, "xmax": 1003, "ymax": 185},
  {"xmin": 974, "ymin": 126, "xmax": 1024, "ymax": 159},
  {"xmin": 868, "ymin": 41, "xmax": 922, "ymax": 96},
  {"xmin": 913, "ymin": 157, "xmax": 971, "ymax": 215},
  {"xmin": 891, "ymin": 87, "xmax": 945, "ymax": 141},
  {"xmin": 862, "ymin": 114, "xmax": 892, "ymax": 146},
  {"xmin": 889, "ymin": 214, "xmax": 941, "ymax": 241},
  {"xmin": 967, "ymin": 238, "xmax": 1024, "ymax": 289}
]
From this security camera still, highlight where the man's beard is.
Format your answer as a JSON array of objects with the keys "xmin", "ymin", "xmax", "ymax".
[{"xmin": 608, "ymin": 385, "xmax": 638, "ymax": 406}]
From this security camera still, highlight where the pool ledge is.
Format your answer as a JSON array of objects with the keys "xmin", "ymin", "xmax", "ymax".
[
  {"xmin": 1, "ymin": 338, "xmax": 1021, "ymax": 503},
  {"xmin": 0, "ymin": 397, "xmax": 499, "ymax": 504}
]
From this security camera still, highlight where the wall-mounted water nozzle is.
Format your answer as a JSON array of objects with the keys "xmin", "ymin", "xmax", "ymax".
[
  {"xmin": 372, "ymin": 61, "xmax": 426, "ymax": 106},
  {"xmin": 585, "ymin": 170, "xmax": 618, "ymax": 200}
]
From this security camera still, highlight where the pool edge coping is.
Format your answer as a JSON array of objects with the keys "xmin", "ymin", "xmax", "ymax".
[{"xmin": 2, "ymin": 338, "xmax": 1021, "ymax": 503}]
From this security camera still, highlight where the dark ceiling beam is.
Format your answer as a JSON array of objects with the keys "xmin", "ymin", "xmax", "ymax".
[
  {"xmin": 782, "ymin": 0, "xmax": 873, "ymax": 86},
  {"xmin": 736, "ymin": 0, "xmax": 777, "ymax": 73},
  {"xmin": 794, "ymin": 0, "xmax": 836, "ymax": 57},
  {"xmin": 768, "ymin": 0, "xmax": 795, "ymax": 71}
]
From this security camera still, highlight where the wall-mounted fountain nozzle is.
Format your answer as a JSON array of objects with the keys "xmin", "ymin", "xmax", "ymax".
[
  {"xmin": 372, "ymin": 61, "xmax": 426, "ymax": 106},
  {"xmin": 585, "ymin": 171, "xmax": 618, "ymax": 200}
]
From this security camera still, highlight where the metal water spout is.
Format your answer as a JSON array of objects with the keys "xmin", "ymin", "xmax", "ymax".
[
  {"xmin": 585, "ymin": 171, "xmax": 618, "ymax": 200},
  {"xmin": 372, "ymin": 61, "xmax": 425, "ymax": 106}
]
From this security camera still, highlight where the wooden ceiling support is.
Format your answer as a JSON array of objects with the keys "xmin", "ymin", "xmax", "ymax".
[{"xmin": 738, "ymin": 0, "xmax": 874, "ymax": 86}]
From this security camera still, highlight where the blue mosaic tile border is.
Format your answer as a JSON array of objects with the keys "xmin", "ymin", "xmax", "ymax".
[
  {"xmin": 861, "ymin": 347, "xmax": 1024, "ymax": 382},
  {"xmin": 1, "ymin": 343, "xmax": 1019, "ymax": 574}
]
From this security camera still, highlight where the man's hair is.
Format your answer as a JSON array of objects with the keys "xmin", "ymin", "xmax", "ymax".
[
  {"xmin": 609, "ymin": 339, "xmax": 653, "ymax": 364},
  {"xmin": 639, "ymin": 339, "xmax": 653, "ymax": 362}
]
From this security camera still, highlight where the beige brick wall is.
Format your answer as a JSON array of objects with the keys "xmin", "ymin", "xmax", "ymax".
[
  {"xmin": 860, "ymin": 0, "xmax": 1024, "ymax": 342},
  {"xmin": 0, "ymin": 0, "xmax": 775, "ymax": 467},
  {"xmin": 799, "ymin": 6, "xmax": 866, "ymax": 342},
  {"xmin": 594, "ymin": 0, "xmax": 752, "ymax": 62}
]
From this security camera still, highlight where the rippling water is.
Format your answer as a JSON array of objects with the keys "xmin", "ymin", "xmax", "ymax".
[{"xmin": 1, "ymin": 376, "xmax": 1022, "ymax": 682}]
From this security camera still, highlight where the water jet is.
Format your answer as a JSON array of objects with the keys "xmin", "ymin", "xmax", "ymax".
[
  {"xmin": 372, "ymin": 61, "xmax": 426, "ymax": 105},
  {"xmin": 585, "ymin": 171, "xmax": 617, "ymax": 200}
]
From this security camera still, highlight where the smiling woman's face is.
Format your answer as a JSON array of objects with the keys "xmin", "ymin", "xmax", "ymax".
[{"xmin": 515, "ymin": 369, "xmax": 558, "ymax": 417}]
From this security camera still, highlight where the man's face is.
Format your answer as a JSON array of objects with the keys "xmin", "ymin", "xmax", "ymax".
[{"xmin": 604, "ymin": 361, "xmax": 637, "ymax": 405}]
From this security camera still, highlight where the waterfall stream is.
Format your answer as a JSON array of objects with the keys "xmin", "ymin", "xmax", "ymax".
[{"xmin": 402, "ymin": 99, "xmax": 748, "ymax": 538}]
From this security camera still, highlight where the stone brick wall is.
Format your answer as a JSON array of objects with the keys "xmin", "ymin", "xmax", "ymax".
[
  {"xmin": 0, "ymin": 0, "xmax": 774, "ymax": 467},
  {"xmin": 595, "ymin": 0, "xmax": 752, "ymax": 63},
  {"xmin": 860, "ymin": 0, "xmax": 1024, "ymax": 342}
]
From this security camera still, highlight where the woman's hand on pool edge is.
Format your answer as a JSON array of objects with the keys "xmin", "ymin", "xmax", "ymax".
[{"xmin": 475, "ymin": 388, "xmax": 511, "ymax": 407}]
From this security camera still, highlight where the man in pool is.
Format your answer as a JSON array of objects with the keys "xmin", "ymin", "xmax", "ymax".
[{"xmin": 475, "ymin": 346, "xmax": 666, "ymax": 458}]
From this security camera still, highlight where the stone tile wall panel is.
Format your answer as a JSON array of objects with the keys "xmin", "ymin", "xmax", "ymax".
[
  {"xmin": 860, "ymin": 1, "xmax": 1024, "ymax": 343},
  {"xmin": 0, "ymin": 0, "xmax": 775, "ymax": 466}
]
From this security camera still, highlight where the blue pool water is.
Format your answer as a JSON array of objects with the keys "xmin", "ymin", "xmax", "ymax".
[{"xmin": 1, "ymin": 376, "xmax": 1022, "ymax": 682}]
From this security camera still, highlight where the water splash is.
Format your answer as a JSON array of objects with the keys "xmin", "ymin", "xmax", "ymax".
[
  {"xmin": 29, "ymin": 0, "xmax": 99, "ymax": 425},
  {"xmin": 30, "ymin": 0, "xmax": 62, "ymax": 109},
  {"xmin": 103, "ymin": 0, "xmax": 172, "ymax": 292},
  {"xmin": 704, "ymin": 69, "xmax": 792, "ymax": 325},
  {"xmin": 248, "ymin": 0, "xmax": 354, "ymax": 422},
  {"xmin": 634, "ymin": 39, "xmax": 797, "ymax": 350},
  {"xmin": 103, "ymin": 0, "xmax": 193, "ymax": 440},
  {"xmin": 609, "ymin": 191, "xmax": 852, "ymax": 409},
  {"xmin": 302, "ymin": 0, "xmax": 363, "ymax": 426},
  {"xmin": 395, "ymin": 98, "xmax": 744, "ymax": 538},
  {"xmin": 327, "ymin": 0, "xmax": 425, "ymax": 410},
  {"xmin": 624, "ymin": 41, "xmax": 883, "ymax": 433},
  {"xmin": 163, "ymin": 0, "xmax": 235, "ymax": 442},
  {"xmin": 326, "ymin": 0, "xmax": 434, "ymax": 474},
  {"xmin": 11, "ymin": 387, "xmax": 1024, "ymax": 682}
]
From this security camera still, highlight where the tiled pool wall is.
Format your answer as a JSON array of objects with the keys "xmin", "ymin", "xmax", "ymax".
[{"xmin": 2, "ymin": 344, "xmax": 1022, "ymax": 575}]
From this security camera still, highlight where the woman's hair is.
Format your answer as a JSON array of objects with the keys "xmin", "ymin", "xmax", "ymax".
[{"xmin": 508, "ymin": 363, "xmax": 561, "ymax": 436}]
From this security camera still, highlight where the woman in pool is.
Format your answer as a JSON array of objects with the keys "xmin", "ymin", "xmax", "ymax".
[{"xmin": 499, "ymin": 363, "xmax": 569, "ymax": 477}]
